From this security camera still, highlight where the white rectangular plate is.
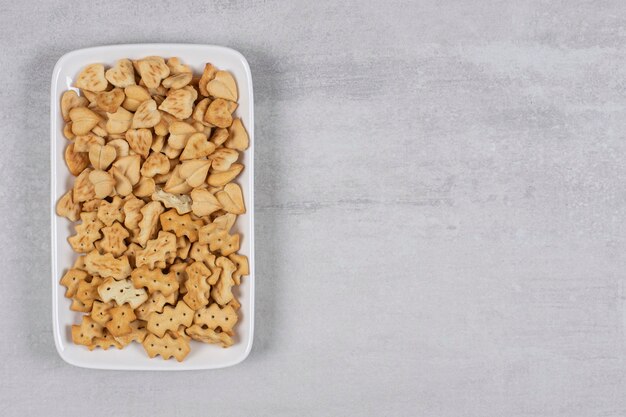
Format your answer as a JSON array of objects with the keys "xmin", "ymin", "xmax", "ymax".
[{"xmin": 51, "ymin": 44, "xmax": 254, "ymax": 370}]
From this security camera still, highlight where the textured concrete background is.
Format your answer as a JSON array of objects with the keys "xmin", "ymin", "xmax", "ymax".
[{"xmin": 1, "ymin": 0, "xmax": 625, "ymax": 415}]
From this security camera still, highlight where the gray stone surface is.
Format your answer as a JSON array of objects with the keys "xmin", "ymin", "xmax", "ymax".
[{"xmin": 1, "ymin": 0, "xmax": 626, "ymax": 415}]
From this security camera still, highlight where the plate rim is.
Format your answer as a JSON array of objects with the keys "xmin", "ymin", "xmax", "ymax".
[{"xmin": 50, "ymin": 43, "xmax": 255, "ymax": 370}]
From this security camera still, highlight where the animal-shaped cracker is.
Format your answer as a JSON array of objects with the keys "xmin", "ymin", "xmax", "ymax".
[
  {"xmin": 183, "ymin": 261, "xmax": 211, "ymax": 310},
  {"xmin": 186, "ymin": 325, "xmax": 233, "ymax": 348},
  {"xmin": 146, "ymin": 300, "xmax": 193, "ymax": 337},
  {"xmin": 96, "ymin": 195, "xmax": 125, "ymax": 226},
  {"xmin": 189, "ymin": 242, "xmax": 216, "ymax": 268},
  {"xmin": 81, "ymin": 198, "xmax": 104, "ymax": 212},
  {"xmin": 131, "ymin": 265, "xmax": 179, "ymax": 296},
  {"xmin": 142, "ymin": 332, "xmax": 190, "ymax": 362},
  {"xmin": 71, "ymin": 315, "xmax": 105, "ymax": 346},
  {"xmin": 60, "ymin": 268, "xmax": 89, "ymax": 298},
  {"xmin": 229, "ymin": 253, "xmax": 249, "ymax": 285},
  {"xmin": 194, "ymin": 303, "xmax": 238, "ymax": 335},
  {"xmin": 98, "ymin": 277, "xmax": 148, "ymax": 309},
  {"xmin": 135, "ymin": 291, "xmax": 177, "ymax": 321},
  {"xmin": 211, "ymin": 257, "xmax": 236, "ymax": 306},
  {"xmin": 96, "ymin": 222, "xmax": 129, "ymax": 257},
  {"xmin": 134, "ymin": 201, "xmax": 164, "ymax": 247},
  {"xmin": 106, "ymin": 304, "xmax": 137, "ymax": 337},
  {"xmin": 114, "ymin": 320, "xmax": 148, "ymax": 347},
  {"xmin": 68, "ymin": 212, "xmax": 104, "ymax": 253},
  {"xmin": 74, "ymin": 276, "xmax": 103, "ymax": 310},
  {"xmin": 124, "ymin": 242, "xmax": 142, "ymax": 268},
  {"xmin": 198, "ymin": 221, "xmax": 240, "ymax": 256},
  {"xmin": 90, "ymin": 300, "xmax": 114, "ymax": 326},
  {"xmin": 84, "ymin": 250, "xmax": 132, "ymax": 280},
  {"xmin": 135, "ymin": 231, "xmax": 177, "ymax": 269},
  {"xmin": 159, "ymin": 209, "xmax": 203, "ymax": 242}
]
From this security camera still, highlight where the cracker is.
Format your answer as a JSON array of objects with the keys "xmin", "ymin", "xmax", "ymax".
[
  {"xmin": 135, "ymin": 231, "xmax": 177, "ymax": 269},
  {"xmin": 96, "ymin": 221, "xmax": 129, "ymax": 257},
  {"xmin": 106, "ymin": 304, "xmax": 137, "ymax": 337},
  {"xmin": 142, "ymin": 332, "xmax": 190, "ymax": 362},
  {"xmin": 211, "ymin": 257, "xmax": 236, "ymax": 306},
  {"xmin": 87, "ymin": 330, "xmax": 123, "ymax": 351},
  {"xmin": 186, "ymin": 325, "xmax": 233, "ymax": 348},
  {"xmin": 131, "ymin": 265, "xmax": 179, "ymax": 296},
  {"xmin": 114, "ymin": 320, "xmax": 148, "ymax": 347},
  {"xmin": 84, "ymin": 250, "xmax": 132, "ymax": 280},
  {"xmin": 71, "ymin": 315, "xmax": 105, "ymax": 346},
  {"xmin": 74, "ymin": 276, "xmax": 103, "ymax": 310},
  {"xmin": 135, "ymin": 291, "xmax": 177, "ymax": 321},
  {"xmin": 90, "ymin": 300, "xmax": 114, "ymax": 326},
  {"xmin": 151, "ymin": 188, "xmax": 192, "ymax": 215},
  {"xmin": 159, "ymin": 209, "xmax": 203, "ymax": 242},
  {"xmin": 194, "ymin": 303, "xmax": 238, "ymax": 335},
  {"xmin": 68, "ymin": 212, "xmax": 104, "ymax": 253},
  {"xmin": 229, "ymin": 253, "xmax": 249, "ymax": 286},
  {"xmin": 134, "ymin": 201, "xmax": 164, "ymax": 247},
  {"xmin": 146, "ymin": 300, "xmax": 193, "ymax": 338},
  {"xmin": 198, "ymin": 221, "xmax": 240, "ymax": 256},
  {"xmin": 183, "ymin": 261, "xmax": 211, "ymax": 310},
  {"xmin": 98, "ymin": 277, "xmax": 148, "ymax": 309},
  {"xmin": 96, "ymin": 195, "xmax": 125, "ymax": 226},
  {"xmin": 169, "ymin": 262, "xmax": 189, "ymax": 295},
  {"xmin": 56, "ymin": 190, "xmax": 82, "ymax": 222},
  {"xmin": 60, "ymin": 268, "xmax": 89, "ymax": 298}
]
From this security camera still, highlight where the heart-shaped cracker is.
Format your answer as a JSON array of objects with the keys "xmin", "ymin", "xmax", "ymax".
[
  {"xmin": 65, "ymin": 143, "xmax": 90, "ymax": 176},
  {"xmin": 105, "ymin": 59, "xmax": 136, "ymax": 88},
  {"xmin": 105, "ymin": 106, "xmax": 133, "ymax": 134},
  {"xmin": 210, "ymin": 128, "xmax": 229, "ymax": 146},
  {"xmin": 98, "ymin": 277, "xmax": 148, "ymax": 309},
  {"xmin": 131, "ymin": 265, "xmax": 179, "ymax": 296},
  {"xmin": 96, "ymin": 88, "xmax": 125, "ymax": 113},
  {"xmin": 73, "ymin": 168, "xmax": 96, "ymax": 202},
  {"xmin": 141, "ymin": 152, "xmax": 170, "ymax": 177},
  {"xmin": 162, "ymin": 72, "xmax": 193, "ymax": 89},
  {"xmin": 125, "ymin": 128, "xmax": 153, "ymax": 158},
  {"xmin": 134, "ymin": 176, "xmax": 156, "ymax": 197},
  {"xmin": 70, "ymin": 107, "xmax": 102, "ymax": 135},
  {"xmin": 88, "ymin": 144, "xmax": 116, "ymax": 170},
  {"xmin": 61, "ymin": 90, "xmax": 89, "ymax": 122},
  {"xmin": 109, "ymin": 166, "xmax": 133, "ymax": 197},
  {"xmin": 198, "ymin": 63, "xmax": 217, "ymax": 97},
  {"xmin": 107, "ymin": 138, "xmax": 129, "ymax": 160},
  {"xmin": 210, "ymin": 148, "xmax": 239, "ymax": 172},
  {"xmin": 74, "ymin": 134, "xmax": 105, "ymax": 152},
  {"xmin": 132, "ymin": 99, "xmax": 161, "ymax": 129},
  {"xmin": 190, "ymin": 189, "xmax": 222, "ymax": 217},
  {"xmin": 207, "ymin": 163, "xmax": 243, "ymax": 187},
  {"xmin": 180, "ymin": 133, "xmax": 215, "ymax": 161},
  {"xmin": 75, "ymin": 63, "xmax": 108, "ymax": 92},
  {"xmin": 168, "ymin": 121, "xmax": 197, "ymax": 149},
  {"xmin": 163, "ymin": 165, "xmax": 192, "ymax": 194},
  {"xmin": 180, "ymin": 159, "xmax": 211, "ymax": 188},
  {"xmin": 225, "ymin": 118, "xmax": 249, "ymax": 151},
  {"xmin": 159, "ymin": 88, "xmax": 195, "ymax": 119},
  {"xmin": 204, "ymin": 98, "xmax": 237, "ymax": 128},
  {"xmin": 136, "ymin": 56, "xmax": 170, "ymax": 89},
  {"xmin": 123, "ymin": 85, "xmax": 151, "ymax": 112},
  {"xmin": 89, "ymin": 169, "xmax": 115, "ymax": 199},
  {"xmin": 113, "ymin": 155, "xmax": 141, "ymax": 186},
  {"xmin": 215, "ymin": 183, "xmax": 245, "ymax": 214},
  {"xmin": 166, "ymin": 57, "xmax": 192, "ymax": 75},
  {"xmin": 207, "ymin": 70, "xmax": 238, "ymax": 101}
]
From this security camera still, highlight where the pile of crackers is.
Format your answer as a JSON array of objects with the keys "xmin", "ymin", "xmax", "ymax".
[{"xmin": 56, "ymin": 56, "xmax": 249, "ymax": 361}]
